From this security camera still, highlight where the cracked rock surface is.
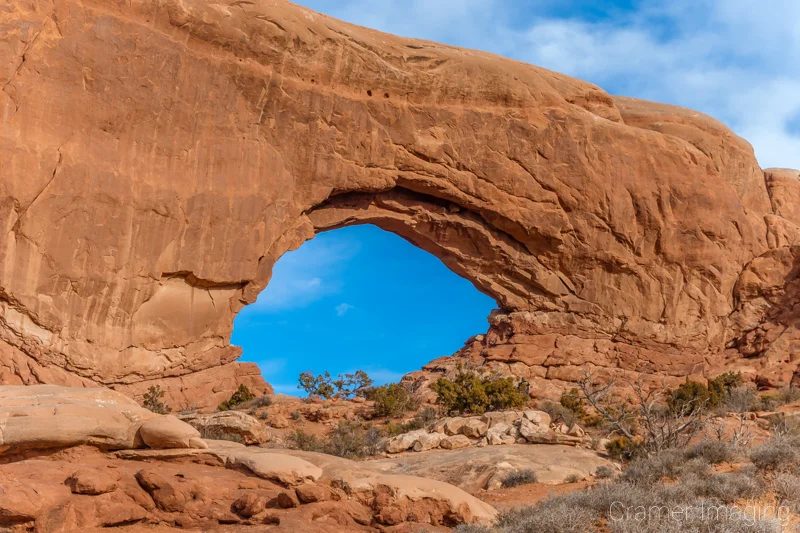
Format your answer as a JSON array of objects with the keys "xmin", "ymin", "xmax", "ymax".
[{"xmin": 1, "ymin": 1, "xmax": 799, "ymax": 407}]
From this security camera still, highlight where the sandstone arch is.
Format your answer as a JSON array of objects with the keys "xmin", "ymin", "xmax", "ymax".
[{"xmin": 1, "ymin": 0, "xmax": 799, "ymax": 408}]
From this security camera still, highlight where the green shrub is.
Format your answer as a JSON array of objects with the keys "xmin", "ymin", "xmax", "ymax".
[
  {"xmin": 667, "ymin": 379, "xmax": 710, "ymax": 415},
  {"xmin": 605, "ymin": 436, "xmax": 646, "ymax": 462},
  {"xmin": 298, "ymin": 370, "xmax": 373, "ymax": 399},
  {"xmin": 370, "ymin": 383, "xmax": 418, "ymax": 418},
  {"xmin": 142, "ymin": 385, "xmax": 170, "ymax": 414},
  {"xmin": 432, "ymin": 367, "xmax": 527, "ymax": 415},
  {"xmin": 217, "ymin": 384, "xmax": 256, "ymax": 411},
  {"xmin": 560, "ymin": 388, "xmax": 587, "ymax": 418},
  {"xmin": 707, "ymin": 371, "xmax": 743, "ymax": 406}
]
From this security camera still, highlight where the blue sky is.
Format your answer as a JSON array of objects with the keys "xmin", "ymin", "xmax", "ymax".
[
  {"xmin": 234, "ymin": 225, "xmax": 496, "ymax": 395},
  {"xmin": 235, "ymin": 0, "xmax": 800, "ymax": 395}
]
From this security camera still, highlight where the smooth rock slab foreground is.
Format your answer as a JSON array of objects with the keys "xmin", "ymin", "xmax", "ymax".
[{"xmin": 0, "ymin": 385, "xmax": 203, "ymax": 454}]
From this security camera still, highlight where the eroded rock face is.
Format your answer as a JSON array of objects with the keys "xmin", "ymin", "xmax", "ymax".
[{"xmin": 1, "ymin": 0, "xmax": 799, "ymax": 407}]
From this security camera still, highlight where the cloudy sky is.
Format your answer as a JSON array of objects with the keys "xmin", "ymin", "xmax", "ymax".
[{"xmin": 235, "ymin": 0, "xmax": 799, "ymax": 395}]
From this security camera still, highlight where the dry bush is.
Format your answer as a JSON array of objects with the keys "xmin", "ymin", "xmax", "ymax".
[
  {"xmin": 594, "ymin": 465, "xmax": 615, "ymax": 479},
  {"xmin": 287, "ymin": 421, "xmax": 384, "ymax": 459},
  {"xmin": 199, "ymin": 427, "xmax": 245, "ymax": 444},
  {"xmin": 577, "ymin": 372, "xmax": 706, "ymax": 455},
  {"xmin": 501, "ymin": 469, "xmax": 538, "ymax": 488},
  {"xmin": 749, "ymin": 437, "xmax": 798, "ymax": 471},
  {"xmin": 773, "ymin": 473, "xmax": 800, "ymax": 509},
  {"xmin": 701, "ymin": 472, "xmax": 764, "ymax": 503},
  {"xmin": 685, "ymin": 439, "xmax": 734, "ymax": 464}
]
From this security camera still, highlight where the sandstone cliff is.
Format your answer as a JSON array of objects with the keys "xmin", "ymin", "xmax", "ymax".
[{"xmin": 1, "ymin": 0, "xmax": 799, "ymax": 407}]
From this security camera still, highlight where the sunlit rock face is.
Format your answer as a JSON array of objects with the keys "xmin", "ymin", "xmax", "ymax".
[{"xmin": 1, "ymin": 0, "xmax": 798, "ymax": 407}]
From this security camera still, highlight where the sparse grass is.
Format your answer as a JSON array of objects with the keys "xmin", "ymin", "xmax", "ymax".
[
  {"xmin": 501, "ymin": 469, "xmax": 538, "ymax": 488},
  {"xmin": 199, "ymin": 427, "xmax": 245, "ymax": 444}
]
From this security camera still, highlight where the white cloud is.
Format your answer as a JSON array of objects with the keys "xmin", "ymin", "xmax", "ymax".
[
  {"xmin": 252, "ymin": 235, "xmax": 359, "ymax": 312},
  {"xmin": 335, "ymin": 302, "xmax": 354, "ymax": 316},
  {"xmin": 297, "ymin": 0, "xmax": 800, "ymax": 170}
]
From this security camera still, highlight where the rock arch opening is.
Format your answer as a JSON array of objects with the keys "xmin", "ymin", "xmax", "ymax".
[{"xmin": 232, "ymin": 221, "xmax": 497, "ymax": 395}]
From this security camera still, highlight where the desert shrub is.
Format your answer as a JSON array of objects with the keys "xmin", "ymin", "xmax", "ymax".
[
  {"xmin": 707, "ymin": 371, "xmax": 743, "ymax": 406},
  {"xmin": 722, "ymin": 385, "xmax": 759, "ymax": 414},
  {"xmin": 560, "ymin": 388, "xmax": 586, "ymax": 418},
  {"xmin": 685, "ymin": 439, "xmax": 733, "ymax": 464},
  {"xmin": 622, "ymin": 449, "xmax": 690, "ymax": 485},
  {"xmin": 326, "ymin": 420, "xmax": 384, "ymax": 459},
  {"xmin": 494, "ymin": 496, "xmax": 599, "ymax": 533},
  {"xmin": 701, "ymin": 472, "xmax": 764, "ymax": 503},
  {"xmin": 594, "ymin": 465, "xmax": 615, "ymax": 479},
  {"xmin": 287, "ymin": 429, "xmax": 326, "ymax": 453},
  {"xmin": 432, "ymin": 367, "xmax": 526, "ymax": 415},
  {"xmin": 416, "ymin": 406, "xmax": 438, "ymax": 426},
  {"xmin": 775, "ymin": 386, "xmax": 800, "ymax": 405},
  {"xmin": 249, "ymin": 395, "xmax": 273, "ymax": 408},
  {"xmin": 298, "ymin": 370, "xmax": 373, "ymax": 399},
  {"xmin": 667, "ymin": 379, "xmax": 710, "ymax": 415},
  {"xmin": 565, "ymin": 474, "xmax": 582, "ymax": 483},
  {"xmin": 218, "ymin": 384, "xmax": 255, "ymax": 411},
  {"xmin": 605, "ymin": 437, "xmax": 646, "ymax": 462},
  {"xmin": 257, "ymin": 411, "xmax": 269, "ymax": 420},
  {"xmin": 199, "ymin": 427, "xmax": 244, "ymax": 444},
  {"xmin": 538, "ymin": 400, "xmax": 578, "ymax": 428},
  {"xmin": 483, "ymin": 475, "xmax": 781, "ymax": 533},
  {"xmin": 371, "ymin": 383, "xmax": 418, "ymax": 418},
  {"xmin": 749, "ymin": 437, "xmax": 797, "ymax": 471},
  {"xmin": 142, "ymin": 385, "xmax": 170, "ymax": 414},
  {"xmin": 290, "ymin": 410, "xmax": 302, "ymax": 421},
  {"xmin": 501, "ymin": 468, "xmax": 538, "ymax": 488},
  {"xmin": 773, "ymin": 473, "xmax": 800, "ymax": 507}
]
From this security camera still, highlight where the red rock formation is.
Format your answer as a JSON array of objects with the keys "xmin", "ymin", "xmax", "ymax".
[{"xmin": 1, "ymin": 0, "xmax": 798, "ymax": 407}]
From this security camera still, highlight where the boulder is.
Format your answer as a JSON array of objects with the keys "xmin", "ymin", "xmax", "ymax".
[
  {"xmin": 138, "ymin": 415, "xmax": 207, "ymax": 449},
  {"xmin": 523, "ymin": 410, "xmax": 552, "ymax": 431},
  {"xmin": 178, "ymin": 411, "xmax": 269, "ymax": 445},
  {"xmin": 345, "ymin": 475, "xmax": 496, "ymax": 526},
  {"xmin": 0, "ymin": 385, "xmax": 155, "ymax": 454},
  {"xmin": 440, "ymin": 435, "xmax": 472, "ymax": 450},
  {"xmin": 461, "ymin": 419, "xmax": 489, "ymax": 438},
  {"xmin": 443, "ymin": 418, "xmax": 468, "ymax": 436},
  {"xmin": 225, "ymin": 450, "xmax": 322, "ymax": 485},
  {"xmin": 232, "ymin": 493, "xmax": 268, "ymax": 518},
  {"xmin": 567, "ymin": 424, "xmax": 586, "ymax": 438},
  {"xmin": 269, "ymin": 414, "xmax": 290, "ymax": 429},
  {"xmin": 412, "ymin": 432, "xmax": 443, "ymax": 452},
  {"xmin": 65, "ymin": 468, "xmax": 119, "ymax": 495},
  {"xmin": 295, "ymin": 484, "xmax": 332, "ymax": 503},
  {"xmin": 481, "ymin": 411, "xmax": 521, "ymax": 428},
  {"xmin": 385, "ymin": 429, "xmax": 428, "ymax": 454}
]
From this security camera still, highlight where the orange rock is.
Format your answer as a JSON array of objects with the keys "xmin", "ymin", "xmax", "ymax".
[{"xmin": 0, "ymin": 0, "xmax": 797, "ymax": 408}]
